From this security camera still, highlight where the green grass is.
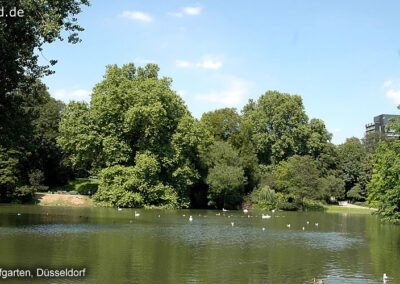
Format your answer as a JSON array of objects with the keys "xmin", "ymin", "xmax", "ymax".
[
  {"xmin": 51, "ymin": 178, "xmax": 90, "ymax": 192},
  {"xmin": 324, "ymin": 205, "xmax": 375, "ymax": 214}
]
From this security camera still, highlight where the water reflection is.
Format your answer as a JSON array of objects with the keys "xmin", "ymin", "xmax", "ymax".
[{"xmin": 0, "ymin": 205, "xmax": 398, "ymax": 283}]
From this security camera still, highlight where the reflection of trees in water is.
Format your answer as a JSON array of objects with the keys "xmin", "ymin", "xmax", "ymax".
[
  {"xmin": 0, "ymin": 209, "xmax": 399, "ymax": 282},
  {"xmin": 366, "ymin": 216, "xmax": 400, "ymax": 280}
]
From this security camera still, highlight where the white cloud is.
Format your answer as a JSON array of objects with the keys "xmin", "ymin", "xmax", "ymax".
[
  {"xmin": 196, "ymin": 59, "xmax": 222, "ymax": 70},
  {"xmin": 168, "ymin": 5, "xmax": 202, "ymax": 17},
  {"xmin": 121, "ymin": 11, "xmax": 152, "ymax": 22},
  {"xmin": 177, "ymin": 90, "xmax": 187, "ymax": 97},
  {"xmin": 195, "ymin": 76, "xmax": 252, "ymax": 106},
  {"xmin": 176, "ymin": 58, "xmax": 222, "ymax": 70},
  {"xmin": 176, "ymin": 60, "xmax": 192, "ymax": 68},
  {"xmin": 182, "ymin": 6, "xmax": 202, "ymax": 15},
  {"xmin": 329, "ymin": 128, "xmax": 341, "ymax": 133},
  {"xmin": 386, "ymin": 89, "xmax": 400, "ymax": 104},
  {"xmin": 53, "ymin": 89, "xmax": 91, "ymax": 102},
  {"xmin": 134, "ymin": 57, "xmax": 155, "ymax": 65},
  {"xmin": 384, "ymin": 80, "xmax": 393, "ymax": 87}
]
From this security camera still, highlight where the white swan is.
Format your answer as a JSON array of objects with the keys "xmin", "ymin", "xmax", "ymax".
[
  {"xmin": 243, "ymin": 209, "xmax": 248, "ymax": 213},
  {"xmin": 302, "ymin": 227, "xmax": 305, "ymax": 231},
  {"xmin": 262, "ymin": 227, "xmax": 265, "ymax": 231},
  {"xmin": 222, "ymin": 208, "xmax": 228, "ymax": 212},
  {"xmin": 17, "ymin": 213, "xmax": 21, "ymax": 216},
  {"xmin": 383, "ymin": 273, "xmax": 388, "ymax": 281},
  {"xmin": 262, "ymin": 214, "xmax": 271, "ymax": 219},
  {"xmin": 286, "ymin": 224, "xmax": 291, "ymax": 228},
  {"xmin": 117, "ymin": 207, "xmax": 122, "ymax": 211},
  {"xmin": 306, "ymin": 221, "xmax": 309, "ymax": 224},
  {"xmin": 189, "ymin": 216, "xmax": 193, "ymax": 222},
  {"xmin": 135, "ymin": 211, "xmax": 140, "ymax": 217},
  {"xmin": 231, "ymin": 222, "xmax": 234, "ymax": 226},
  {"xmin": 271, "ymin": 209, "xmax": 275, "ymax": 213},
  {"xmin": 315, "ymin": 223, "xmax": 319, "ymax": 227}
]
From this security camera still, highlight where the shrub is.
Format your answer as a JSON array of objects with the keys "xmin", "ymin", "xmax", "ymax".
[
  {"xmin": 250, "ymin": 185, "xmax": 276, "ymax": 210},
  {"xmin": 76, "ymin": 182, "xmax": 98, "ymax": 195},
  {"xmin": 12, "ymin": 185, "xmax": 35, "ymax": 203}
]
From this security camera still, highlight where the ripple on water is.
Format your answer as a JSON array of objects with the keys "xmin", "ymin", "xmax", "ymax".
[{"xmin": 0, "ymin": 224, "xmax": 134, "ymax": 236}]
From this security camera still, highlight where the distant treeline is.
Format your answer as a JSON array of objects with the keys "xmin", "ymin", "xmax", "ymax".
[{"xmin": 1, "ymin": 0, "xmax": 399, "ymax": 223}]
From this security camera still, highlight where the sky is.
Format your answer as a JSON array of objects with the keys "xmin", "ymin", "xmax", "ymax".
[{"xmin": 39, "ymin": 0, "xmax": 400, "ymax": 144}]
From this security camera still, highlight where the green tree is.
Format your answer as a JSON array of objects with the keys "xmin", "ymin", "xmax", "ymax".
[
  {"xmin": 337, "ymin": 137, "xmax": 368, "ymax": 197},
  {"xmin": 319, "ymin": 175, "xmax": 345, "ymax": 201},
  {"xmin": 200, "ymin": 108, "xmax": 240, "ymax": 142},
  {"xmin": 60, "ymin": 63, "xmax": 201, "ymax": 208},
  {"xmin": 93, "ymin": 152, "xmax": 179, "ymax": 208},
  {"xmin": 274, "ymin": 155, "xmax": 322, "ymax": 207},
  {"xmin": 201, "ymin": 141, "xmax": 247, "ymax": 209},
  {"xmin": 242, "ymin": 91, "xmax": 310, "ymax": 165},
  {"xmin": 0, "ymin": 0, "xmax": 89, "ymax": 97},
  {"xmin": 368, "ymin": 139, "xmax": 400, "ymax": 223},
  {"xmin": 362, "ymin": 131, "xmax": 387, "ymax": 155}
]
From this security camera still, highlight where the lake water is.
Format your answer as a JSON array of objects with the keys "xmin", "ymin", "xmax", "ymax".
[{"xmin": 0, "ymin": 205, "xmax": 399, "ymax": 283}]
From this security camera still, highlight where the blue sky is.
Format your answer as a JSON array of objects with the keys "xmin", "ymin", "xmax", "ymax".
[{"xmin": 39, "ymin": 0, "xmax": 400, "ymax": 144}]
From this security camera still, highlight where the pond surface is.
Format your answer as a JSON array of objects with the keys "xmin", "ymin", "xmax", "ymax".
[{"xmin": 0, "ymin": 205, "xmax": 399, "ymax": 283}]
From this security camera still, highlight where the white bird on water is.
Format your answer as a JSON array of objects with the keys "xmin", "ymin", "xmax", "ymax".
[
  {"xmin": 243, "ymin": 209, "xmax": 248, "ymax": 213},
  {"xmin": 17, "ymin": 213, "xmax": 21, "ymax": 216},
  {"xmin": 117, "ymin": 207, "xmax": 122, "ymax": 211},
  {"xmin": 231, "ymin": 222, "xmax": 234, "ymax": 227},
  {"xmin": 306, "ymin": 221, "xmax": 310, "ymax": 224},
  {"xmin": 189, "ymin": 216, "xmax": 193, "ymax": 222},
  {"xmin": 135, "ymin": 211, "xmax": 140, "ymax": 217},
  {"xmin": 286, "ymin": 224, "xmax": 291, "ymax": 228},
  {"xmin": 271, "ymin": 209, "xmax": 275, "ymax": 213},
  {"xmin": 222, "ymin": 208, "xmax": 228, "ymax": 212},
  {"xmin": 315, "ymin": 223, "xmax": 319, "ymax": 227},
  {"xmin": 262, "ymin": 214, "xmax": 271, "ymax": 219},
  {"xmin": 262, "ymin": 227, "xmax": 266, "ymax": 231},
  {"xmin": 302, "ymin": 227, "xmax": 305, "ymax": 231},
  {"xmin": 383, "ymin": 273, "xmax": 388, "ymax": 282}
]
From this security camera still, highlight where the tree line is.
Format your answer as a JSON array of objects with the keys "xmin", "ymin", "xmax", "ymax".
[{"xmin": 0, "ymin": 0, "xmax": 399, "ymax": 223}]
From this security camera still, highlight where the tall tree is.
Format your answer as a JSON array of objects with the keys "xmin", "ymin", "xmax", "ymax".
[
  {"xmin": 242, "ymin": 91, "xmax": 310, "ymax": 165},
  {"xmin": 59, "ymin": 63, "xmax": 201, "ymax": 208},
  {"xmin": 337, "ymin": 137, "xmax": 370, "ymax": 200}
]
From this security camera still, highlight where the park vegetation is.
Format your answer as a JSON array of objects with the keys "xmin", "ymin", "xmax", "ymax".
[{"xmin": 1, "ymin": 0, "xmax": 400, "ymax": 223}]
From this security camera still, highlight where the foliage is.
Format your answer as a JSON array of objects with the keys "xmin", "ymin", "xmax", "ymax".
[
  {"xmin": 367, "ymin": 139, "xmax": 400, "ymax": 223},
  {"xmin": 76, "ymin": 182, "xmax": 98, "ymax": 195},
  {"xmin": 200, "ymin": 108, "xmax": 241, "ymax": 142},
  {"xmin": 250, "ymin": 185, "xmax": 276, "ymax": 210},
  {"xmin": 337, "ymin": 137, "xmax": 371, "ymax": 200},
  {"xmin": 319, "ymin": 175, "xmax": 345, "ymax": 201},
  {"xmin": 347, "ymin": 184, "xmax": 364, "ymax": 201},
  {"xmin": 302, "ymin": 198, "xmax": 325, "ymax": 211},
  {"xmin": 0, "ymin": 0, "xmax": 89, "ymax": 97},
  {"xmin": 242, "ymin": 91, "xmax": 310, "ymax": 165},
  {"xmin": 362, "ymin": 131, "xmax": 387, "ymax": 155},
  {"xmin": 59, "ymin": 63, "xmax": 201, "ymax": 208},
  {"xmin": 0, "ymin": 147, "xmax": 21, "ymax": 201},
  {"xmin": 201, "ymin": 141, "xmax": 247, "ymax": 209},
  {"xmin": 93, "ymin": 152, "xmax": 179, "ymax": 208},
  {"xmin": 274, "ymin": 155, "xmax": 322, "ymax": 207},
  {"xmin": 12, "ymin": 185, "xmax": 35, "ymax": 203}
]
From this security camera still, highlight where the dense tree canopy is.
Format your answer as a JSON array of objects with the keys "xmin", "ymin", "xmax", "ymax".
[{"xmin": 59, "ymin": 63, "xmax": 200, "ymax": 208}]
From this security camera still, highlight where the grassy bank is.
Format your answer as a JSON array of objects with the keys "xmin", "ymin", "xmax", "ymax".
[
  {"xmin": 34, "ymin": 193, "xmax": 94, "ymax": 207},
  {"xmin": 324, "ymin": 205, "xmax": 376, "ymax": 214}
]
